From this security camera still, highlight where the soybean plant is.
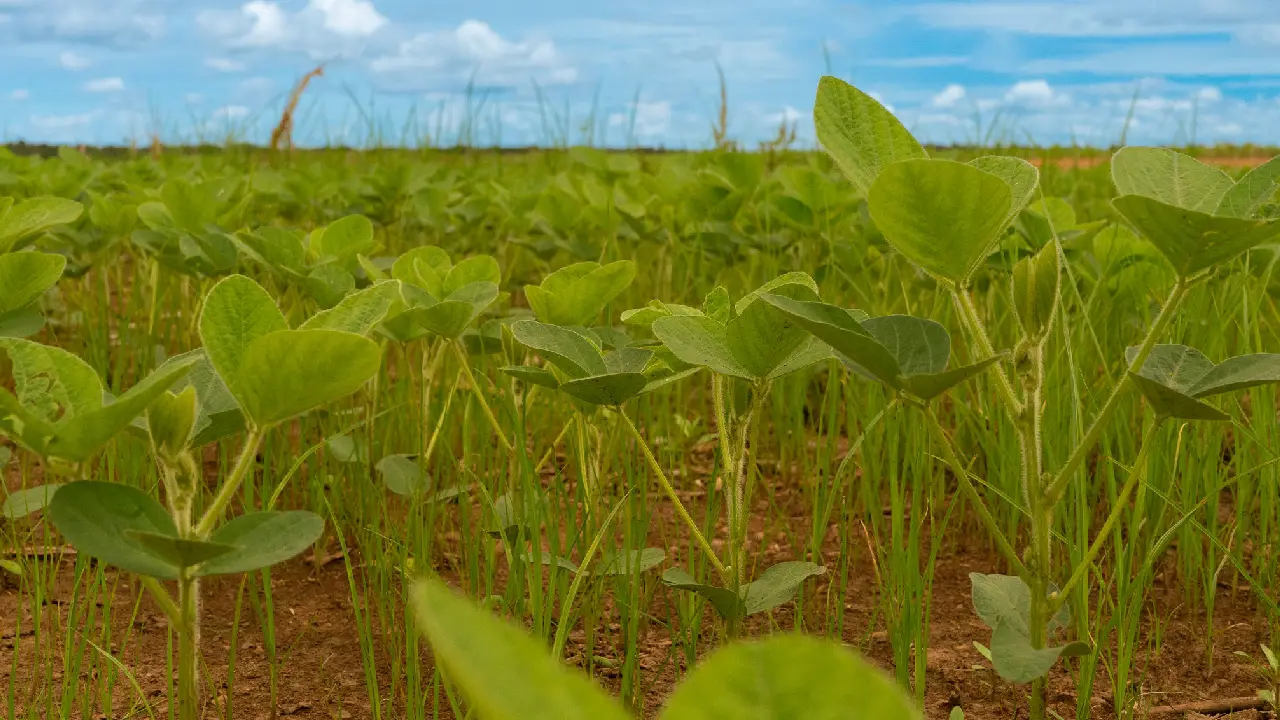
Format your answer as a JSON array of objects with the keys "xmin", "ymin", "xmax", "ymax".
[
  {"xmin": 814, "ymin": 76, "xmax": 1280, "ymax": 718},
  {"xmin": 30, "ymin": 274, "xmax": 384, "ymax": 720}
]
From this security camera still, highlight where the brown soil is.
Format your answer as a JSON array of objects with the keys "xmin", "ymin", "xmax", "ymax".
[{"xmin": 3, "ymin": 447, "xmax": 1276, "ymax": 720}]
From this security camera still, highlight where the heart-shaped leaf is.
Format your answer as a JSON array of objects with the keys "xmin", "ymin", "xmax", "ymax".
[
  {"xmin": 970, "ymin": 573, "xmax": 1071, "ymax": 638},
  {"xmin": 0, "ymin": 306, "xmax": 46, "ymax": 338},
  {"xmin": 1111, "ymin": 147, "xmax": 1234, "ymax": 213},
  {"xmin": 558, "ymin": 373, "xmax": 648, "ymax": 406},
  {"xmin": 199, "ymin": 274, "xmax": 290, "ymax": 383},
  {"xmin": 968, "ymin": 155, "xmax": 1039, "ymax": 230},
  {"xmin": 409, "ymin": 578, "xmax": 632, "ymax": 720},
  {"xmin": 199, "ymin": 511, "xmax": 324, "ymax": 576},
  {"xmin": 0, "ymin": 338, "xmax": 103, "ymax": 420},
  {"xmin": 230, "ymin": 330, "xmax": 382, "ymax": 427},
  {"xmin": 989, "ymin": 620, "xmax": 1069, "ymax": 684},
  {"xmin": 311, "ymin": 214, "xmax": 375, "ymax": 263},
  {"xmin": 813, "ymin": 75, "xmax": 927, "ymax": 194},
  {"xmin": 739, "ymin": 561, "xmax": 827, "ymax": 616},
  {"xmin": 726, "ymin": 282, "xmax": 819, "ymax": 379},
  {"xmin": 869, "ymin": 159, "xmax": 1014, "ymax": 285},
  {"xmin": 1112, "ymin": 194, "xmax": 1280, "ymax": 278},
  {"xmin": 661, "ymin": 634, "xmax": 920, "ymax": 720},
  {"xmin": 500, "ymin": 365, "xmax": 561, "ymax": 389},
  {"xmin": 652, "ymin": 315, "xmax": 752, "ymax": 380},
  {"xmin": 592, "ymin": 548, "xmax": 666, "ymax": 577},
  {"xmin": 661, "ymin": 567, "xmax": 747, "ymax": 621},
  {"xmin": 47, "ymin": 481, "xmax": 181, "ymax": 579},
  {"xmin": 525, "ymin": 260, "xmax": 636, "ymax": 327},
  {"xmin": 393, "ymin": 246, "xmax": 452, "ymax": 297}
]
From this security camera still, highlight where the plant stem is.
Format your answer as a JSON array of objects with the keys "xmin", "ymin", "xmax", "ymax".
[
  {"xmin": 176, "ymin": 570, "xmax": 199, "ymax": 720},
  {"xmin": 1047, "ymin": 420, "xmax": 1161, "ymax": 620},
  {"xmin": 194, "ymin": 425, "xmax": 265, "ymax": 538},
  {"xmin": 920, "ymin": 405, "xmax": 1029, "ymax": 581},
  {"xmin": 139, "ymin": 576, "xmax": 181, "ymax": 625},
  {"xmin": 951, "ymin": 287, "xmax": 1023, "ymax": 419},
  {"xmin": 551, "ymin": 492, "xmax": 628, "ymax": 659},
  {"xmin": 452, "ymin": 340, "xmax": 513, "ymax": 452},
  {"xmin": 1044, "ymin": 279, "xmax": 1189, "ymax": 505},
  {"xmin": 616, "ymin": 409, "xmax": 728, "ymax": 581}
]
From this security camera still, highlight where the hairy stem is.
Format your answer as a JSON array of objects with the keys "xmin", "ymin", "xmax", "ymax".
[
  {"xmin": 952, "ymin": 287, "xmax": 1024, "ymax": 419},
  {"xmin": 194, "ymin": 425, "xmax": 264, "ymax": 538},
  {"xmin": 177, "ymin": 570, "xmax": 199, "ymax": 720}
]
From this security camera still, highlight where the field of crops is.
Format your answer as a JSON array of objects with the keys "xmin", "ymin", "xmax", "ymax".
[{"xmin": 5, "ymin": 77, "xmax": 1280, "ymax": 720}]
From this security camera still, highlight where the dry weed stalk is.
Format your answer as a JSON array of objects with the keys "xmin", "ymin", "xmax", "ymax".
[{"xmin": 271, "ymin": 65, "xmax": 325, "ymax": 154}]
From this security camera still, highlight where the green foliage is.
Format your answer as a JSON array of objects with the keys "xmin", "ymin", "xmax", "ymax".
[
  {"xmin": 524, "ymin": 260, "xmax": 636, "ymax": 327},
  {"xmin": 0, "ymin": 196, "xmax": 83, "ymax": 253},
  {"xmin": 1127, "ymin": 344, "xmax": 1280, "ymax": 420},
  {"xmin": 1011, "ymin": 243, "xmax": 1061, "ymax": 342},
  {"xmin": 0, "ymin": 251, "xmax": 66, "ymax": 338},
  {"xmin": 867, "ymin": 159, "xmax": 1014, "ymax": 286},
  {"xmin": 661, "ymin": 562, "xmax": 826, "ymax": 622},
  {"xmin": 505, "ymin": 320, "xmax": 653, "ymax": 406},
  {"xmin": 813, "ymin": 75, "xmax": 927, "ymax": 194},
  {"xmin": 1112, "ymin": 194, "xmax": 1280, "ymax": 279}
]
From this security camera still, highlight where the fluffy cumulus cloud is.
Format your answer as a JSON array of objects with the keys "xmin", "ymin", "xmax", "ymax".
[
  {"xmin": 198, "ymin": 0, "xmax": 387, "ymax": 58},
  {"xmin": 371, "ymin": 20, "xmax": 577, "ymax": 92},
  {"xmin": 932, "ymin": 83, "xmax": 966, "ymax": 108},
  {"xmin": 83, "ymin": 76, "xmax": 125, "ymax": 93},
  {"xmin": 1003, "ymin": 79, "xmax": 1071, "ymax": 107}
]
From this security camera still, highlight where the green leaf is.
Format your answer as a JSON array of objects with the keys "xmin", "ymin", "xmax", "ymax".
[
  {"xmin": 125, "ymin": 531, "xmax": 236, "ymax": 569},
  {"xmin": 1188, "ymin": 353, "xmax": 1280, "ymax": 398},
  {"xmin": 311, "ymin": 214, "xmax": 375, "ymax": 263},
  {"xmin": 199, "ymin": 511, "xmax": 324, "ymax": 576},
  {"xmin": 558, "ymin": 372, "xmax": 648, "ymax": 406},
  {"xmin": 970, "ymin": 573, "xmax": 1070, "ymax": 638},
  {"xmin": 165, "ymin": 350, "xmax": 244, "ymax": 447},
  {"xmin": 868, "ymin": 159, "xmax": 1013, "ymax": 285},
  {"xmin": 235, "ymin": 227, "xmax": 306, "ymax": 274},
  {"xmin": 989, "ymin": 621, "xmax": 1067, "ymax": 685},
  {"xmin": 1011, "ymin": 243, "xmax": 1062, "ymax": 341},
  {"xmin": 652, "ymin": 315, "xmax": 752, "ymax": 380},
  {"xmin": 1111, "ymin": 147, "xmax": 1234, "ymax": 213},
  {"xmin": 2, "ymin": 483, "xmax": 64, "ymax": 520},
  {"xmin": 1112, "ymin": 194, "xmax": 1280, "ymax": 278},
  {"xmin": 758, "ymin": 295, "xmax": 897, "ymax": 386},
  {"xmin": 409, "ymin": 577, "xmax": 631, "ymax": 720},
  {"xmin": 500, "ymin": 365, "xmax": 561, "ymax": 390},
  {"xmin": 702, "ymin": 286, "xmax": 732, "ymax": 324},
  {"xmin": 443, "ymin": 255, "xmax": 501, "ymax": 295},
  {"xmin": 0, "ymin": 338, "xmax": 103, "ymax": 420},
  {"xmin": 48, "ymin": 354, "xmax": 199, "ymax": 462},
  {"xmin": 146, "ymin": 386, "xmax": 198, "ymax": 458},
  {"xmin": 47, "ymin": 481, "xmax": 181, "ymax": 579},
  {"xmin": 377, "ymin": 454, "xmax": 430, "ymax": 497},
  {"xmin": 230, "ymin": 330, "xmax": 382, "ymax": 427},
  {"xmin": 968, "ymin": 155, "xmax": 1039, "ymax": 230},
  {"xmin": 813, "ymin": 75, "xmax": 927, "ymax": 194},
  {"xmin": 525, "ymin": 261, "xmax": 636, "ymax": 327},
  {"xmin": 1127, "ymin": 344, "xmax": 1228, "ymax": 420},
  {"xmin": 661, "ymin": 567, "xmax": 747, "ymax": 621},
  {"xmin": 511, "ymin": 320, "xmax": 606, "ymax": 378},
  {"xmin": 603, "ymin": 347, "xmax": 653, "ymax": 374},
  {"xmin": 300, "ymin": 281, "xmax": 400, "ymax": 335},
  {"xmin": 0, "ymin": 252, "xmax": 66, "ymax": 315},
  {"xmin": 302, "ymin": 264, "xmax": 355, "ymax": 309},
  {"xmin": 1128, "ymin": 373, "xmax": 1227, "ymax": 421},
  {"xmin": 726, "ymin": 281, "xmax": 819, "ymax": 379},
  {"xmin": 593, "ymin": 548, "xmax": 666, "ymax": 576},
  {"xmin": 414, "ymin": 283, "xmax": 498, "ymax": 339},
  {"xmin": 900, "ymin": 356, "xmax": 1004, "ymax": 401},
  {"xmin": 393, "ymin": 246, "xmax": 451, "ymax": 297},
  {"xmin": 862, "ymin": 315, "xmax": 950, "ymax": 376},
  {"xmin": 660, "ymin": 634, "xmax": 920, "ymax": 720},
  {"xmin": 1218, "ymin": 155, "xmax": 1280, "ymax": 218},
  {"xmin": 199, "ymin": 274, "xmax": 289, "ymax": 387},
  {"xmin": 740, "ymin": 561, "xmax": 826, "ymax": 616},
  {"xmin": 0, "ymin": 196, "xmax": 83, "ymax": 253},
  {"xmin": 326, "ymin": 434, "xmax": 367, "ymax": 464},
  {"xmin": 0, "ymin": 307, "xmax": 46, "ymax": 338}
]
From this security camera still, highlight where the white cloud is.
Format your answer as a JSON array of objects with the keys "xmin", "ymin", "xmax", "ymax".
[
  {"xmin": 902, "ymin": 1, "xmax": 1267, "ymax": 38},
  {"xmin": 59, "ymin": 50, "xmax": 92, "ymax": 70},
  {"xmin": 932, "ymin": 83, "xmax": 966, "ymax": 108},
  {"xmin": 205, "ymin": 57, "xmax": 248, "ymax": 73},
  {"xmin": 311, "ymin": 0, "xmax": 386, "ymax": 37},
  {"xmin": 8, "ymin": 89, "xmax": 29, "ymax": 101},
  {"xmin": 764, "ymin": 105, "xmax": 806, "ymax": 125},
  {"xmin": 1197, "ymin": 86, "xmax": 1223, "ymax": 104},
  {"xmin": 4, "ymin": 0, "xmax": 165, "ymax": 47},
  {"xmin": 198, "ymin": 0, "xmax": 386, "ymax": 58},
  {"xmin": 867, "ymin": 91, "xmax": 895, "ymax": 114},
  {"xmin": 212, "ymin": 105, "xmax": 250, "ymax": 120},
  {"xmin": 83, "ymin": 76, "xmax": 124, "ymax": 93},
  {"xmin": 1004, "ymin": 79, "xmax": 1070, "ymax": 107},
  {"xmin": 863, "ymin": 55, "xmax": 969, "ymax": 69},
  {"xmin": 371, "ymin": 20, "xmax": 577, "ymax": 91},
  {"xmin": 1216, "ymin": 122, "xmax": 1243, "ymax": 135},
  {"xmin": 185, "ymin": 93, "xmax": 205, "ymax": 104}
]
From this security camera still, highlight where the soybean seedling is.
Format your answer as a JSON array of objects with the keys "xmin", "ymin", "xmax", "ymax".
[
  {"xmin": 814, "ymin": 75, "xmax": 1280, "ymax": 718},
  {"xmin": 43, "ymin": 274, "xmax": 384, "ymax": 720}
]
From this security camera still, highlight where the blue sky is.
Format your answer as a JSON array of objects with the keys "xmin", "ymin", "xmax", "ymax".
[{"xmin": 3, "ymin": 0, "xmax": 1280, "ymax": 148}]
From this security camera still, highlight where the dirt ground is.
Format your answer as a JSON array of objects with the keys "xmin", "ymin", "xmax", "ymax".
[{"xmin": 3, "ymin": 448, "xmax": 1277, "ymax": 720}]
